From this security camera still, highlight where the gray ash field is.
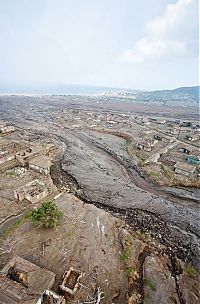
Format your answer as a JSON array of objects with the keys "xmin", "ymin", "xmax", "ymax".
[{"xmin": 0, "ymin": 94, "xmax": 199, "ymax": 304}]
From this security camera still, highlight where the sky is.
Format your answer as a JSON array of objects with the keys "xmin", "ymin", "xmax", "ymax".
[{"xmin": 0, "ymin": 0, "xmax": 199, "ymax": 91}]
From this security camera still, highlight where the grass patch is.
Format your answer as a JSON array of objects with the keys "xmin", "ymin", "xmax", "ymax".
[
  {"xmin": 148, "ymin": 171, "xmax": 161, "ymax": 179},
  {"xmin": 2, "ymin": 212, "xmax": 31, "ymax": 237},
  {"xmin": 169, "ymin": 296, "xmax": 178, "ymax": 304},
  {"xmin": 184, "ymin": 265, "xmax": 197, "ymax": 278},
  {"xmin": 6, "ymin": 170, "xmax": 15, "ymax": 176},
  {"xmin": 143, "ymin": 277, "xmax": 156, "ymax": 291}
]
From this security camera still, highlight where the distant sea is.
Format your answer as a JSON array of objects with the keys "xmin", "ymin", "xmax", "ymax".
[{"xmin": 0, "ymin": 84, "xmax": 125, "ymax": 95}]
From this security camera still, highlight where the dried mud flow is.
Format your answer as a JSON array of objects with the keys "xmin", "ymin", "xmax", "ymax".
[{"xmin": 49, "ymin": 130, "xmax": 199, "ymax": 272}]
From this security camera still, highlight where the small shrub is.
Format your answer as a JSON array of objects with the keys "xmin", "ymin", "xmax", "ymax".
[
  {"xmin": 30, "ymin": 201, "xmax": 63, "ymax": 229},
  {"xmin": 185, "ymin": 265, "xmax": 197, "ymax": 278},
  {"xmin": 120, "ymin": 251, "xmax": 130, "ymax": 262},
  {"xmin": 143, "ymin": 277, "xmax": 156, "ymax": 291}
]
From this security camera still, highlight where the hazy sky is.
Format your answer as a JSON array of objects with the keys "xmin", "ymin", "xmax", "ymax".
[{"xmin": 0, "ymin": 0, "xmax": 199, "ymax": 90}]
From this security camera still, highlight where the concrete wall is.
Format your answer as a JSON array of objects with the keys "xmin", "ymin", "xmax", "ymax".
[
  {"xmin": 0, "ymin": 154, "xmax": 15, "ymax": 165},
  {"xmin": 175, "ymin": 168, "xmax": 190, "ymax": 177},
  {"xmin": 29, "ymin": 164, "xmax": 50, "ymax": 175},
  {"xmin": 25, "ymin": 189, "xmax": 49, "ymax": 204}
]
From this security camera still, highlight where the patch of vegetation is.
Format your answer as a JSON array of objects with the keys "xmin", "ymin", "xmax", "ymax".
[
  {"xmin": 138, "ymin": 160, "xmax": 147, "ymax": 167},
  {"xmin": 184, "ymin": 264, "xmax": 197, "ymax": 278},
  {"xmin": 30, "ymin": 201, "xmax": 63, "ymax": 229},
  {"xmin": 147, "ymin": 170, "xmax": 161, "ymax": 179},
  {"xmin": 120, "ymin": 250, "xmax": 130, "ymax": 262},
  {"xmin": 135, "ymin": 150, "xmax": 147, "ymax": 161},
  {"xmin": 6, "ymin": 170, "xmax": 15, "ymax": 176},
  {"xmin": 2, "ymin": 212, "xmax": 31, "ymax": 237},
  {"xmin": 169, "ymin": 295, "xmax": 178, "ymax": 304},
  {"xmin": 143, "ymin": 277, "xmax": 156, "ymax": 291},
  {"xmin": 161, "ymin": 163, "xmax": 173, "ymax": 178},
  {"xmin": 144, "ymin": 293, "xmax": 151, "ymax": 304}
]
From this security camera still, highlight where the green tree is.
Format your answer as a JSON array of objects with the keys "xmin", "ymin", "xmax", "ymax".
[{"xmin": 30, "ymin": 201, "xmax": 63, "ymax": 229}]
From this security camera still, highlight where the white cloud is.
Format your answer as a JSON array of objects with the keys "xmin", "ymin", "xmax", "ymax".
[{"xmin": 122, "ymin": 0, "xmax": 198, "ymax": 63}]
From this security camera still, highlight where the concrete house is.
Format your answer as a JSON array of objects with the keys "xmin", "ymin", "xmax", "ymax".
[
  {"xmin": 137, "ymin": 142, "xmax": 151, "ymax": 152},
  {"xmin": 29, "ymin": 156, "xmax": 51, "ymax": 175},
  {"xmin": 174, "ymin": 161, "xmax": 196, "ymax": 177},
  {"xmin": 14, "ymin": 179, "xmax": 48, "ymax": 204},
  {"xmin": 0, "ymin": 150, "xmax": 15, "ymax": 165},
  {"xmin": 15, "ymin": 146, "xmax": 42, "ymax": 166},
  {"xmin": 0, "ymin": 256, "xmax": 56, "ymax": 304},
  {"xmin": 179, "ymin": 147, "xmax": 190, "ymax": 154},
  {"xmin": 186, "ymin": 134, "xmax": 199, "ymax": 142},
  {"xmin": 60, "ymin": 267, "xmax": 84, "ymax": 296},
  {"xmin": 0, "ymin": 125, "xmax": 15, "ymax": 134},
  {"xmin": 36, "ymin": 289, "xmax": 65, "ymax": 304}
]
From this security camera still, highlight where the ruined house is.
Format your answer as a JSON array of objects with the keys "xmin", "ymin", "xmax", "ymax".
[
  {"xmin": 0, "ymin": 125, "xmax": 15, "ymax": 134},
  {"xmin": 154, "ymin": 134, "xmax": 163, "ymax": 141},
  {"xmin": 0, "ymin": 143, "xmax": 20, "ymax": 166},
  {"xmin": 29, "ymin": 156, "xmax": 51, "ymax": 175},
  {"xmin": 15, "ymin": 145, "xmax": 42, "ymax": 166},
  {"xmin": 185, "ymin": 134, "xmax": 199, "ymax": 142},
  {"xmin": 174, "ymin": 161, "xmax": 196, "ymax": 177},
  {"xmin": 137, "ymin": 142, "xmax": 151, "ymax": 152},
  {"xmin": 0, "ymin": 256, "xmax": 56, "ymax": 304},
  {"xmin": 36, "ymin": 289, "xmax": 65, "ymax": 304},
  {"xmin": 59, "ymin": 267, "xmax": 84, "ymax": 296},
  {"xmin": 137, "ymin": 138, "xmax": 158, "ymax": 152},
  {"xmin": 14, "ymin": 179, "xmax": 48, "ymax": 203},
  {"xmin": 0, "ymin": 149, "xmax": 15, "ymax": 165},
  {"xmin": 179, "ymin": 147, "xmax": 190, "ymax": 154}
]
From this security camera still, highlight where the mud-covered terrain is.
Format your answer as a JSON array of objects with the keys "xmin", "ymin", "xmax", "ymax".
[{"xmin": 0, "ymin": 95, "xmax": 199, "ymax": 303}]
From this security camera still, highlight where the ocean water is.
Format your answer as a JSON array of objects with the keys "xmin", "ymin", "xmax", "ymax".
[{"xmin": 0, "ymin": 83, "xmax": 124, "ymax": 95}]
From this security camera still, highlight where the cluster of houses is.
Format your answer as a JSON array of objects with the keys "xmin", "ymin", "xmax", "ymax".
[
  {"xmin": 0, "ymin": 256, "xmax": 85, "ymax": 303},
  {"xmin": 0, "ymin": 141, "xmax": 54, "ymax": 204}
]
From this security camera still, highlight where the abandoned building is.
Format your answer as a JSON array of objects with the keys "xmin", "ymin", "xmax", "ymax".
[
  {"xmin": 185, "ymin": 134, "xmax": 199, "ymax": 142},
  {"xmin": 174, "ymin": 161, "xmax": 196, "ymax": 177},
  {"xmin": 0, "ymin": 149, "xmax": 15, "ymax": 165},
  {"xmin": 137, "ymin": 138, "xmax": 158, "ymax": 152},
  {"xmin": 179, "ymin": 147, "xmax": 190, "ymax": 154},
  {"xmin": 37, "ymin": 289, "xmax": 65, "ymax": 304},
  {"xmin": 0, "ymin": 256, "xmax": 56, "ymax": 304},
  {"xmin": 154, "ymin": 134, "xmax": 163, "ymax": 141},
  {"xmin": 29, "ymin": 155, "xmax": 51, "ymax": 175},
  {"xmin": 187, "ymin": 155, "xmax": 200, "ymax": 165},
  {"xmin": 44, "ymin": 143, "xmax": 56, "ymax": 157},
  {"xmin": 137, "ymin": 142, "xmax": 151, "ymax": 152},
  {"xmin": 14, "ymin": 179, "xmax": 48, "ymax": 204},
  {"xmin": 15, "ymin": 145, "xmax": 43, "ymax": 166},
  {"xmin": 0, "ymin": 125, "xmax": 15, "ymax": 134},
  {"xmin": 60, "ymin": 267, "xmax": 84, "ymax": 297},
  {"xmin": 0, "ymin": 143, "xmax": 21, "ymax": 166}
]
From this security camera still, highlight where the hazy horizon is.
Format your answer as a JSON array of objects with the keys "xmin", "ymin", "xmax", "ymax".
[{"xmin": 0, "ymin": 82, "xmax": 199, "ymax": 96}]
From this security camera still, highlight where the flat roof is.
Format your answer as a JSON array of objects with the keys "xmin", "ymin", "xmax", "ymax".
[
  {"xmin": 0, "ymin": 256, "xmax": 56, "ymax": 302},
  {"xmin": 15, "ymin": 179, "xmax": 46, "ymax": 196},
  {"xmin": 174, "ymin": 161, "xmax": 196, "ymax": 173},
  {"xmin": 29, "ymin": 155, "xmax": 51, "ymax": 169}
]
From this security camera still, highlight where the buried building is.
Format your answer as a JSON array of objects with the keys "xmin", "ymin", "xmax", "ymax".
[
  {"xmin": 174, "ymin": 161, "xmax": 196, "ymax": 177},
  {"xmin": 15, "ymin": 145, "xmax": 43, "ymax": 166},
  {"xmin": 14, "ymin": 179, "xmax": 49, "ymax": 204},
  {"xmin": 29, "ymin": 155, "xmax": 51, "ymax": 175},
  {"xmin": 0, "ymin": 124, "xmax": 15, "ymax": 135},
  {"xmin": 0, "ymin": 256, "xmax": 59, "ymax": 304},
  {"xmin": 60, "ymin": 267, "xmax": 84, "ymax": 296}
]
